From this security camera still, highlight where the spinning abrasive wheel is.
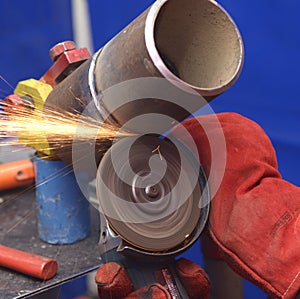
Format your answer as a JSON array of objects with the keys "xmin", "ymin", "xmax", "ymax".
[
  {"xmin": 96, "ymin": 135, "xmax": 210, "ymax": 257},
  {"xmin": 95, "ymin": 135, "xmax": 210, "ymax": 297}
]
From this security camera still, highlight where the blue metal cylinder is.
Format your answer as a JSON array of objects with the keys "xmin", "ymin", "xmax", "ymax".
[{"xmin": 34, "ymin": 156, "xmax": 90, "ymax": 244}]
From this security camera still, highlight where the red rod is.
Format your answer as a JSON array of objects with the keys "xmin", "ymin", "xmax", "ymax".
[
  {"xmin": 0, "ymin": 244, "xmax": 57, "ymax": 280},
  {"xmin": 0, "ymin": 159, "xmax": 35, "ymax": 192}
]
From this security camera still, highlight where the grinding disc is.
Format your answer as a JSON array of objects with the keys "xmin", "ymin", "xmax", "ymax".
[{"xmin": 96, "ymin": 135, "xmax": 205, "ymax": 252}]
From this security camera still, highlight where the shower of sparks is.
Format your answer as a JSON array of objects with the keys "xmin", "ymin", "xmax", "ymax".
[
  {"xmin": 0, "ymin": 100, "xmax": 136, "ymax": 154},
  {"xmin": 0, "ymin": 76, "xmax": 137, "ymax": 237}
]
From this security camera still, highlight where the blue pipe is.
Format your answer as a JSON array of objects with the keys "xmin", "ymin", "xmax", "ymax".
[{"xmin": 34, "ymin": 156, "xmax": 90, "ymax": 244}]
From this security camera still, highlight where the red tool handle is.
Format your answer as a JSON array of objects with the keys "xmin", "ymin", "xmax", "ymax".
[
  {"xmin": 0, "ymin": 244, "xmax": 57, "ymax": 280},
  {"xmin": 0, "ymin": 159, "xmax": 35, "ymax": 192}
]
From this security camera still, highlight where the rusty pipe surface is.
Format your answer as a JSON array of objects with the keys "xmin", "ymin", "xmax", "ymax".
[
  {"xmin": 95, "ymin": 0, "xmax": 243, "ymax": 98},
  {"xmin": 45, "ymin": 0, "xmax": 243, "ymax": 119},
  {"xmin": 44, "ymin": 0, "xmax": 243, "ymax": 161}
]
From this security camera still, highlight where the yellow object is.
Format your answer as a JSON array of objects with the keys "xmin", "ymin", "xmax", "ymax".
[{"xmin": 14, "ymin": 79, "xmax": 54, "ymax": 155}]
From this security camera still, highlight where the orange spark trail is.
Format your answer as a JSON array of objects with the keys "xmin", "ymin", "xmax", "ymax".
[{"xmin": 0, "ymin": 101, "xmax": 136, "ymax": 153}]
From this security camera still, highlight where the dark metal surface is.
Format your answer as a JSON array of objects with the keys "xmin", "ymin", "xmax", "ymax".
[
  {"xmin": 44, "ymin": 57, "xmax": 95, "ymax": 116},
  {"xmin": 0, "ymin": 187, "xmax": 100, "ymax": 299},
  {"xmin": 102, "ymin": 249, "xmax": 189, "ymax": 299}
]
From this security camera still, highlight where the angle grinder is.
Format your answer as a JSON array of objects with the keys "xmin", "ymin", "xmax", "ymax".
[{"xmin": 95, "ymin": 134, "xmax": 210, "ymax": 298}]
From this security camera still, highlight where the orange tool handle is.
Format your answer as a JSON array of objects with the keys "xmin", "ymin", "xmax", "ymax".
[
  {"xmin": 0, "ymin": 159, "xmax": 35, "ymax": 192},
  {"xmin": 0, "ymin": 244, "xmax": 57, "ymax": 280}
]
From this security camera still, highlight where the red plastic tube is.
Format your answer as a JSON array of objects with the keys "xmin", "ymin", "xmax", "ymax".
[
  {"xmin": 0, "ymin": 159, "xmax": 35, "ymax": 192},
  {"xmin": 0, "ymin": 244, "xmax": 57, "ymax": 280}
]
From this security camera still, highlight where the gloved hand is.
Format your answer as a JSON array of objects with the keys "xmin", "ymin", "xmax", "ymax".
[
  {"xmin": 171, "ymin": 112, "xmax": 300, "ymax": 299},
  {"xmin": 95, "ymin": 258, "xmax": 210, "ymax": 299},
  {"xmin": 95, "ymin": 112, "xmax": 300, "ymax": 299}
]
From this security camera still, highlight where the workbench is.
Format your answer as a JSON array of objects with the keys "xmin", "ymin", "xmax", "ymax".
[{"xmin": 0, "ymin": 186, "xmax": 101, "ymax": 299}]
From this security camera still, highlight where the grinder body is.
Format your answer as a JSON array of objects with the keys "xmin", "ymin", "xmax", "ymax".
[
  {"xmin": 93, "ymin": 134, "xmax": 210, "ymax": 298},
  {"xmin": 102, "ymin": 249, "xmax": 190, "ymax": 298}
]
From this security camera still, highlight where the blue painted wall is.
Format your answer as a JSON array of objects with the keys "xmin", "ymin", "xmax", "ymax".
[
  {"xmin": 1, "ymin": 1, "xmax": 298, "ymax": 298},
  {"xmin": 211, "ymin": 0, "xmax": 300, "ymax": 187}
]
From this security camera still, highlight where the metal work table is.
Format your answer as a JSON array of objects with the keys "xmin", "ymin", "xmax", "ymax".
[{"xmin": 0, "ymin": 186, "xmax": 101, "ymax": 299}]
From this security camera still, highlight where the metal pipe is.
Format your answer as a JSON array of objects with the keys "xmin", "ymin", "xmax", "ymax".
[
  {"xmin": 46, "ymin": 0, "xmax": 244, "ymax": 126},
  {"xmin": 71, "ymin": 0, "xmax": 94, "ymax": 54},
  {"xmin": 34, "ymin": 156, "xmax": 90, "ymax": 244},
  {"xmin": 95, "ymin": 0, "xmax": 243, "ymax": 98},
  {"xmin": 45, "ymin": 0, "xmax": 243, "ymax": 160}
]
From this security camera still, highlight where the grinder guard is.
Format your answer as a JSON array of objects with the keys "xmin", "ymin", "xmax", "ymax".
[
  {"xmin": 96, "ymin": 135, "xmax": 210, "ymax": 259},
  {"xmin": 94, "ymin": 135, "xmax": 210, "ymax": 298}
]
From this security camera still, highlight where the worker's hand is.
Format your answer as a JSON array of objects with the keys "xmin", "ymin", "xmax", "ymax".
[
  {"xmin": 171, "ymin": 112, "xmax": 300, "ymax": 299},
  {"xmin": 95, "ymin": 258, "xmax": 210, "ymax": 299}
]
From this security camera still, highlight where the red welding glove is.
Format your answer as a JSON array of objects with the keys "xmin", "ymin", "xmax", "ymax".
[
  {"xmin": 171, "ymin": 112, "xmax": 300, "ymax": 299},
  {"xmin": 95, "ymin": 258, "xmax": 210, "ymax": 299}
]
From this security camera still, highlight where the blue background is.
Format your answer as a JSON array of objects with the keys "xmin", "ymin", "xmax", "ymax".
[{"xmin": 0, "ymin": 1, "xmax": 299, "ymax": 298}]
